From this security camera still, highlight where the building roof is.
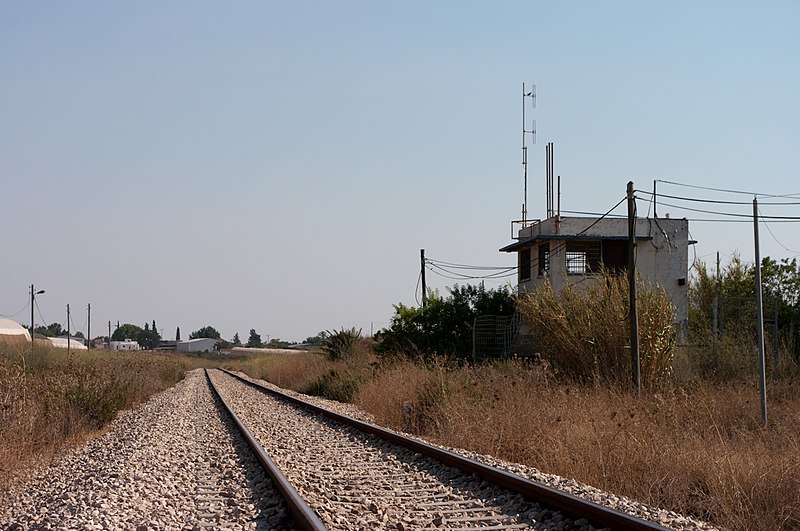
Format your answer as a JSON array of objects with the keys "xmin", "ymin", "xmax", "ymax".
[
  {"xmin": 0, "ymin": 318, "xmax": 31, "ymax": 341},
  {"xmin": 499, "ymin": 234, "xmax": 652, "ymax": 253}
]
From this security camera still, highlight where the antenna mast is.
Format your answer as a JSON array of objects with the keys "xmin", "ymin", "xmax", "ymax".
[{"xmin": 522, "ymin": 83, "xmax": 536, "ymax": 223}]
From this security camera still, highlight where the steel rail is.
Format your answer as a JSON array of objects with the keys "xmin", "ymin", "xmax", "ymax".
[
  {"xmin": 220, "ymin": 368, "xmax": 670, "ymax": 531},
  {"xmin": 204, "ymin": 369, "xmax": 327, "ymax": 531}
]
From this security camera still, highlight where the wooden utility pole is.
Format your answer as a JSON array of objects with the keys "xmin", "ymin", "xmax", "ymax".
[
  {"xmin": 30, "ymin": 285, "xmax": 35, "ymax": 351},
  {"xmin": 87, "ymin": 303, "xmax": 91, "ymax": 349},
  {"xmin": 712, "ymin": 251, "xmax": 719, "ymax": 369},
  {"xmin": 753, "ymin": 197, "xmax": 767, "ymax": 426},
  {"xmin": 420, "ymin": 249, "xmax": 427, "ymax": 308},
  {"xmin": 67, "ymin": 304, "xmax": 71, "ymax": 356},
  {"xmin": 627, "ymin": 182, "xmax": 640, "ymax": 395}
]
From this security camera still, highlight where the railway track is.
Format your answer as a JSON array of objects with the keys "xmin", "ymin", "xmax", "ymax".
[{"xmin": 208, "ymin": 368, "xmax": 672, "ymax": 531}]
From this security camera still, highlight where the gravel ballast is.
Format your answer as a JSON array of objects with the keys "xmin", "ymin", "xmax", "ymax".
[
  {"xmin": 1, "ymin": 368, "xmax": 719, "ymax": 530},
  {"xmin": 0, "ymin": 369, "xmax": 289, "ymax": 530}
]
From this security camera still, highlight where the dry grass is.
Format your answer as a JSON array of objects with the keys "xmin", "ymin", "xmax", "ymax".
[
  {"xmin": 7, "ymin": 337, "xmax": 798, "ymax": 529},
  {"xmin": 517, "ymin": 273, "xmax": 675, "ymax": 389},
  {"xmin": 236, "ymin": 351, "xmax": 800, "ymax": 530},
  {"xmin": 0, "ymin": 342, "xmax": 195, "ymax": 491}
]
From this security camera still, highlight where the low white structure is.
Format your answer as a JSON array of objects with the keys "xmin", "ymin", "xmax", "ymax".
[
  {"xmin": 501, "ymin": 216, "xmax": 692, "ymax": 328},
  {"xmin": 50, "ymin": 337, "xmax": 89, "ymax": 350},
  {"xmin": 110, "ymin": 339, "xmax": 141, "ymax": 351},
  {"xmin": 0, "ymin": 318, "xmax": 31, "ymax": 343},
  {"xmin": 176, "ymin": 338, "xmax": 219, "ymax": 353}
]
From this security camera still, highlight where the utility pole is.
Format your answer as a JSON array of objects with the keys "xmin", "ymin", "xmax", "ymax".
[
  {"xmin": 753, "ymin": 197, "xmax": 768, "ymax": 426},
  {"xmin": 67, "ymin": 304, "xmax": 71, "ymax": 356},
  {"xmin": 420, "ymin": 249, "xmax": 427, "ymax": 308},
  {"xmin": 30, "ymin": 285, "xmax": 35, "ymax": 351},
  {"xmin": 712, "ymin": 251, "xmax": 719, "ymax": 369},
  {"xmin": 108, "ymin": 321, "xmax": 112, "ymax": 347},
  {"xmin": 30, "ymin": 284, "xmax": 45, "ymax": 351},
  {"xmin": 627, "ymin": 182, "xmax": 640, "ymax": 395},
  {"xmin": 87, "ymin": 303, "xmax": 91, "ymax": 349},
  {"xmin": 653, "ymin": 179, "xmax": 658, "ymax": 218}
]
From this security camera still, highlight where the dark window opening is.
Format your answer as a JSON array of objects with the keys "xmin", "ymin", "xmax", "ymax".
[
  {"xmin": 519, "ymin": 248, "xmax": 531, "ymax": 281},
  {"xmin": 538, "ymin": 243, "xmax": 550, "ymax": 277},
  {"xmin": 602, "ymin": 240, "xmax": 627, "ymax": 272}
]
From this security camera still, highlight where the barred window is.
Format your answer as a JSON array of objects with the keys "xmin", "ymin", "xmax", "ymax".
[
  {"xmin": 538, "ymin": 243, "xmax": 550, "ymax": 277},
  {"xmin": 565, "ymin": 241, "xmax": 601, "ymax": 274}
]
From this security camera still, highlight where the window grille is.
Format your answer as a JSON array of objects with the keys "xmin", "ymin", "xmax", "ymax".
[{"xmin": 565, "ymin": 241, "xmax": 601, "ymax": 274}]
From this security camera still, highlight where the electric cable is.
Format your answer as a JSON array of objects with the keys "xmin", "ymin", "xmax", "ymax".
[
  {"xmin": 1, "ymin": 300, "xmax": 30, "ymax": 319},
  {"xmin": 639, "ymin": 190, "xmax": 800, "ymax": 206},
  {"xmin": 655, "ymin": 179, "xmax": 800, "ymax": 199},
  {"xmin": 759, "ymin": 207, "xmax": 800, "ymax": 255}
]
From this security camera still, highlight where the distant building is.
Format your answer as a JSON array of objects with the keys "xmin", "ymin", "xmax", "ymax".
[
  {"xmin": 50, "ymin": 336, "xmax": 89, "ymax": 350},
  {"xmin": 500, "ymin": 215, "xmax": 692, "ymax": 330},
  {"xmin": 110, "ymin": 339, "xmax": 141, "ymax": 351},
  {"xmin": 0, "ymin": 318, "xmax": 31, "ymax": 344},
  {"xmin": 157, "ymin": 340, "xmax": 178, "ymax": 351},
  {"xmin": 176, "ymin": 338, "xmax": 220, "ymax": 353}
]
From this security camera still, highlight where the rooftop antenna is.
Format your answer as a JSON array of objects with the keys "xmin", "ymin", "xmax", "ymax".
[{"xmin": 522, "ymin": 83, "xmax": 536, "ymax": 223}]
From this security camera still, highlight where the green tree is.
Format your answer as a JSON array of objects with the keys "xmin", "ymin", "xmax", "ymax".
[
  {"xmin": 690, "ymin": 254, "xmax": 800, "ymax": 360},
  {"xmin": 247, "ymin": 329, "xmax": 262, "ymax": 348},
  {"xmin": 267, "ymin": 337, "xmax": 291, "ymax": 348},
  {"xmin": 111, "ymin": 323, "xmax": 144, "ymax": 342},
  {"xmin": 189, "ymin": 326, "xmax": 221, "ymax": 340},
  {"xmin": 232, "ymin": 332, "xmax": 241, "ymax": 346},
  {"xmin": 304, "ymin": 331, "xmax": 328, "ymax": 346},
  {"xmin": 375, "ymin": 284, "xmax": 515, "ymax": 359},
  {"xmin": 176, "ymin": 326, "xmax": 181, "ymax": 341},
  {"xmin": 139, "ymin": 327, "xmax": 161, "ymax": 350},
  {"xmin": 34, "ymin": 322, "xmax": 64, "ymax": 337}
]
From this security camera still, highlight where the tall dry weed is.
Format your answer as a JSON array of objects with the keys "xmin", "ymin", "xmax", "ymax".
[
  {"xmin": 517, "ymin": 273, "xmax": 675, "ymax": 389},
  {"xmin": 0, "ymin": 344, "xmax": 189, "ymax": 491}
]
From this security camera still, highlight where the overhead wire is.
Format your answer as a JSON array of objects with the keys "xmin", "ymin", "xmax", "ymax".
[
  {"xmin": 425, "ymin": 262, "xmax": 518, "ymax": 281},
  {"xmin": 639, "ymin": 190, "xmax": 800, "ymax": 206},
  {"xmin": 758, "ymin": 207, "xmax": 800, "ymax": 256},
  {"xmin": 414, "ymin": 269, "xmax": 422, "ymax": 306},
  {"xmin": 655, "ymin": 179, "xmax": 800, "ymax": 199},
  {"xmin": 34, "ymin": 299, "xmax": 48, "ymax": 331},
  {"xmin": 1, "ymin": 300, "xmax": 30, "ymax": 319}
]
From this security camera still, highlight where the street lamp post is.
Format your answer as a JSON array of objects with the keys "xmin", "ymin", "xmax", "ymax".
[{"xmin": 30, "ymin": 284, "xmax": 45, "ymax": 350}]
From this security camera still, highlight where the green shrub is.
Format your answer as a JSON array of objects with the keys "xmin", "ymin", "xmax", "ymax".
[
  {"xmin": 303, "ymin": 369, "xmax": 362, "ymax": 402},
  {"xmin": 321, "ymin": 327, "xmax": 362, "ymax": 361},
  {"xmin": 375, "ymin": 284, "xmax": 515, "ymax": 359}
]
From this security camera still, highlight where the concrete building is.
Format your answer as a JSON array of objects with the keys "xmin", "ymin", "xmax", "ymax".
[
  {"xmin": 110, "ymin": 339, "xmax": 141, "ymax": 351},
  {"xmin": 500, "ymin": 215, "xmax": 691, "ymax": 328},
  {"xmin": 176, "ymin": 338, "xmax": 220, "ymax": 353}
]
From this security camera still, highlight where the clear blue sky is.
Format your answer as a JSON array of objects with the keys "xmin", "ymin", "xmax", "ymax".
[{"xmin": 3, "ymin": 1, "xmax": 799, "ymax": 341}]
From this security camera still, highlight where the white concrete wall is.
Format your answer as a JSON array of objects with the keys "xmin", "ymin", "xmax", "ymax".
[
  {"xmin": 176, "ymin": 338, "xmax": 218, "ymax": 352},
  {"xmin": 515, "ymin": 217, "xmax": 690, "ymax": 325}
]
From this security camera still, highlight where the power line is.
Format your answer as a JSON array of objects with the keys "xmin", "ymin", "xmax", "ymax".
[
  {"xmin": 414, "ymin": 269, "xmax": 422, "ymax": 306},
  {"xmin": 759, "ymin": 207, "xmax": 800, "ymax": 255},
  {"xmin": 655, "ymin": 179, "xmax": 800, "ymax": 199},
  {"xmin": 425, "ymin": 258, "xmax": 518, "ymax": 271},
  {"xmin": 654, "ymin": 200, "xmax": 800, "ymax": 220},
  {"xmin": 426, "ymin": 262, "xmax": 518, "ymax": 281},
  {"xmin": 34, "ymin": 299, "xmax": 48, "ymax": 329},
  {"xmin": 0, "ymin": 300, "xmax": 30, "ymax": 319},
  {"xmin": 639, "ymin": 189, "xmax": 800, "ymax": 206}
]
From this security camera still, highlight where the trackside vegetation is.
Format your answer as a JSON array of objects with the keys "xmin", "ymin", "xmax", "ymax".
[{"xmin": 4, "ymin": 254, "xmax": 800, "ymax": 529}]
